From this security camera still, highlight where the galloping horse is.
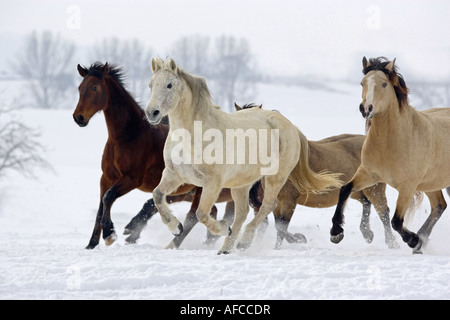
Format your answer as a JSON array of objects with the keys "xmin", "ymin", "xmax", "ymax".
[
  {"xmin": 73, "ymin": 62, "xmax": 231, "ymax": 249},
  {"xmin": 330, "ymin": 57, "xmax": 450, "ymax": 253},
  {"xmin": 237, "ymin": 103, "xmax": 398, "ymax": 249},
  {"xmin": 144, "ymin": 57, "xmax": 342, "ymax": 254}
]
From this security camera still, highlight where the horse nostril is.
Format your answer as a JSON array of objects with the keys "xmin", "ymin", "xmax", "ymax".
[
  {"xmin": 77, "ymin": 114, "xmax": 85, "ymax": 122},
  {"xmin": 368, "ymin": 105, "xmax": 373, "ymax": 113},
  {"xmin": 152, "ymin": 110, "xmax": 160, "ymax": 118},
  {"xmin": 359, "ymin": 104, "xmax": 364, "ymax": 113}
]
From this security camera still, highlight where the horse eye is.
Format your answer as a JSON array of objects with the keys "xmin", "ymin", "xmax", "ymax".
[
  {"xmin": 167, "ymin": 83, "xmax": 172, "ymax": 89},
  {"xmin": 382, "ymin": 83, "xmax": 387, "ymax": 88},
  {"xmin": 92, "ymin": 86, "xmax": 98, "ymax": 92}
]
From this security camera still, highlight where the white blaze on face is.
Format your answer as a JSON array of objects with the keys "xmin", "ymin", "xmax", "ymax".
[{"xmin": 365, "ymin": 74, "xmax": 376, "ymax": 110}]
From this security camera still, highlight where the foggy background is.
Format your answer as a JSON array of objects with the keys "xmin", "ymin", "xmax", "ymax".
[{"xmin": 1, "ymin": 0, "xmax": 449, "ymax": 111}]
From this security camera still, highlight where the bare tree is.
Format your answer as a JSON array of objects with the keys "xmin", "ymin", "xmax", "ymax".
[
  {"xmin": 170, "ymin": 34, "xmax": 211, "ymax": 76},
  {"xmin": 210, "ymin": 35, "xmax": 259, "ymax": 112},
  {"xmin": 92, "ymin": 37, "xmax": 154, "ymax": 101},
  {"xmin": 409, "ymin": 81, "xmax": 450, "ymax": 110},
  {"xmin": 0, "ymin": 102, "xmax": 51, "ymax": 178},
  {"xmin": 11, "ymin": 30, "xmax": 76, "ymax": 109}
]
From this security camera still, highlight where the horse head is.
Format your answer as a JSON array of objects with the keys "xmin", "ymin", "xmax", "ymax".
[
  {"xmin": 73, "ymin": 63, "xmax": 111, "ymax": 127},
  {"xmin": 145, "ymin": 58, "xmax": 183, "ymax": 125},
  {"xmin": 359, "ymin": 57, "xmax": 409, "ymax": 126}
]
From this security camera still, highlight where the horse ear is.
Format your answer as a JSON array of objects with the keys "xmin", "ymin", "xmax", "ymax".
[
  {"xmin": 362, "ymin": 56, "xmax": 370, "ymax": 70},
  {"xmin": 257, "ymin": 104, "xmax": 262, "ymax": 109},
  {"xmin": 151, "ymin": 58, "xmax": 162, "ymax": 73},
  {"xmin": 234, "ymin": 103, "xmax": 242, "ymax": 111},
  {"xmin": 386, "ymin": 58, "xmax": 396, "ymax": 72},
  {"xmin": 77, "ymin": 64, "xmax": 88, "ymax": 77},
  {"xmin": 165, "ymin": 58, "xmax": 177, "ymax": 72},
  {"xmin": 100, "ymin": 63, "xmax": 110, "ymax": 76}
]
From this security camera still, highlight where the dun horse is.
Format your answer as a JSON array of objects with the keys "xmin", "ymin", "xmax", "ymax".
[
  {"xmin": 330, "ymin": 57, "xmax": 450, "ymax": 253},
  {"xmin": 73, "ymin": 62, "xmax": 231, "ymax": 249},
  {"xmin": 237, "ymin": 104, "xmax": 398, "ymax": 249},
  {"xmin": 144, "ymin": 57, "xmax": 342, "ymax": 254}
]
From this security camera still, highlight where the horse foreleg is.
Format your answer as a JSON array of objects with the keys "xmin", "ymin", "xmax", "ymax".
[
  {"xmin": 363, "ymin": 183, "xmax": 398, "ymax": 249},
  {"xmin": 195, "ymin": 185, "xmax": 230, "ymax": 238},
  {"xmin": 330, "ymin": 182, "xmax": 354, "ymax": 244},
  {"xmin": 101, "ymin": 177, "xmax": 137, "ymax": 246},
  {"xmin": 218, "ymin": 186, "xmax": 251, "ymax": 254},
  {"xmin": 415, "ymin": 191, "xmax": 447, "ymax": 253},
  {"xmin": 358, "ymin": 195, "xmax": 374, "ymax": 243},
  {"xmin": 124, "ymin": 198, "xmax": 158, "ymax": 244},
  {"xmin": 86, "ymin": 199, "xmax": 104, "ymax": 250},
  {"xmin": 331, "ymin": 167, "xmax": 378, "ymax": 244},
  {"xmin": 153, "ymin": 169, "xmax": 184, "ymax": 236}
]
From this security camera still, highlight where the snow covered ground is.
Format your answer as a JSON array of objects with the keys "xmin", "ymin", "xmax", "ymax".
[{"xmin": 0, "ymin": 82, "xmax": 449, "ymax": 300}]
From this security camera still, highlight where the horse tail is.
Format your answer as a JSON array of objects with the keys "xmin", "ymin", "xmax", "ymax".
[
  {"xmin": 404, "ymin": 191, "xmax": 424, "ymax": 227},
  {"xmin": 287, "ymin": 129, "xmax": 344, "ymax": 195}
]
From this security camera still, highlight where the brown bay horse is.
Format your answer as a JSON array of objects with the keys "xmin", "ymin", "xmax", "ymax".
[
  {"xmin": 73, "ymin": 62, "xmax": 232, "ymax": 249},
  {"xmin": 331, "ymin": 57, "xmax": 450, "ymax": 253},
  {"xmin": 237, "ymin": 104, "xmax": 398, "ymax": 249}
]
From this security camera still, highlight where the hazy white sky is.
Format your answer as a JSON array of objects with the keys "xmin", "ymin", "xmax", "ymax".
[{"xmin": 1, "ymin": 0, "xmax": 450, "ymax": 80}]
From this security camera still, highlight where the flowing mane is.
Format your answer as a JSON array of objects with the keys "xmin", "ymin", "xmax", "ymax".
[
  {"xmin": 175, "ymin": 67, "xmax": 216, "ymax": 110},
  {"xmin": 85, "ymin": 62, "xmax": 127, "ymax": 87},
  {"xmin": 362, "ymin": 57, "xmax": 409, "ymax": 108}
]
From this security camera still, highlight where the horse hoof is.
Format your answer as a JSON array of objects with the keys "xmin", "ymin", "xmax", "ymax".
[
  {"xmin": 330, "ymin": 233, "xmax": 344, "ymax": 244},
  {"xmin": 291, "ymin": 233, "xmax": 307, "ymax": 244},
  {"xmin": 387, "ymin": 239, "xmax": 400, "ymax": 249},
  {"xmin": 217, "ymin": 250, "xmax": 230, "ymax": 255},
  {"xmin": 172, "ymin": 223, "xmax": 183, "ymax": 236},
  {"xmin": 411, "ymin": 236, "xmax": 423, "ymax": 254},
  {"xmin": 85, "ymin": 243, "xmax": 97, "ymax": 250},
  {"xmin": 125, "ymin": 234, "xmax": 139, "ymax": 244},
  {"xmin": 363, "ymin": 230, "xmax": 374, "ymax": 244},
  {"xmin": 104, "ymin": 232, "xmax": 118, "ymax": 246},
  {"xmin": 123, "ymin": 228, "xmax": 131, "ymax": 235},
  {"xmin": 165, "ymin": 241, "xmax": 177, "ymax": 249},
  {"xmin": 236, "ymin": 241, "xmax": 250, "ymax": 251}
]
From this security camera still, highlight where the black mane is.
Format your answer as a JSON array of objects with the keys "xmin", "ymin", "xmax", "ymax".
[
  {"xmin": 86, "ymin": 62, "xmax": 126, "ymax": 87},
  {"xmin": 363, "ymin": 57, "xmax": 409, "ymax": 107}
]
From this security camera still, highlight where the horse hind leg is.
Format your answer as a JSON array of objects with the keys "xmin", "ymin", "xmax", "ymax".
[
  {"xmin": 414, "ymin": 190, "xmax": 447, "ymax": 253},
  {"xmin": 237, "ymin": 175, "xmax": 286, "ymax": 251},
  {"xmin": 273, "ymin": 190, "xmax": 306, "ymax": 249},
  {"xmin": 391, "ymin": 187, "xmax": 422, "ymax": 252}
]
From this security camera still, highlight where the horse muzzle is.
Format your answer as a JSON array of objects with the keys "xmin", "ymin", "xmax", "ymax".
[
  {"xmin": 73, "ymin": 113, "xmax": 89, "ymax": 127},
  {"xmin": 145, "ymin": 107, "xmax": 162, "ymax": 125},
  {"xmin": 359, "ymin": 103, "xmax": 374, "ymax": 119}
]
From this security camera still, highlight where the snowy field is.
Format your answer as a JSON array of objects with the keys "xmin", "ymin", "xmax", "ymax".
[{"xmin": 0, "ymin": 82, "xmax": 449, "ymax": 300}]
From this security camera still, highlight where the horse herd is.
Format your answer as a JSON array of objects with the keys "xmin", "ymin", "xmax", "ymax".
[{"xmin": 73, "ymin": 56, "xmax": 450, "ymax": 255}]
